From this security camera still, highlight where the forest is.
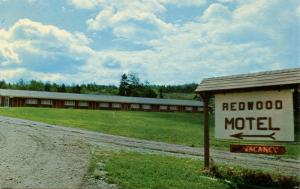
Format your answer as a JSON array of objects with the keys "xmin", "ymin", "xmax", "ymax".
[{"xmin": 0, "ymin": 73, "xmax": 198, "ymax": 100}]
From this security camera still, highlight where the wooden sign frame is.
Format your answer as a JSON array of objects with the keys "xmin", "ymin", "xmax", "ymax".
[{"xmin": 196, "ymin": 68, "xmax": 300, "ymax": 170}]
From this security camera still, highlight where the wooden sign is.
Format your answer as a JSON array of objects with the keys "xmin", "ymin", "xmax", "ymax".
[
  {"xmin": 230, "ymin": 144, "xmax": 286, "ymax": 155},
  {"xmin": 215, "ymin": 90, "xmax": 294, "ymax": 141}
]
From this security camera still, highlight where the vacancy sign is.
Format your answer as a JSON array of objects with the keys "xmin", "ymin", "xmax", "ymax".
[{"xmin": 215, "ymin": 90, "xmax": 294, "ymax": 141}]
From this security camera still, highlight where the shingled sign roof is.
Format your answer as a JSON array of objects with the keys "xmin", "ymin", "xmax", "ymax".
[{"xmin": 195, "ymin": 68, "xmax": 300, "ymax": 93}]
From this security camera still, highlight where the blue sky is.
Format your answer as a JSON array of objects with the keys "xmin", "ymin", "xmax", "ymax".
[{"xmin": 0, "ymin": 0, "xmax": 299, "ymax": 85}]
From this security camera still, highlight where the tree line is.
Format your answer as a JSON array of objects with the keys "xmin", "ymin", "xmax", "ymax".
[
  {"xmin": 0, "ymin": 73, "xmax": 198, "ymax": 99},
  {"xmin": 0, "ymin": 79, "xmax": 118, "ymax": 95}
]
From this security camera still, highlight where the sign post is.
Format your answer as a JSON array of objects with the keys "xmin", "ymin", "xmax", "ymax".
[{"xmin": 201, "ymin": 94, "xmax": 210, "ymax": 170}]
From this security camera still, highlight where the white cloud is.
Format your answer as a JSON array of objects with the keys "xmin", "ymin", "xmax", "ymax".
[
  {"xmin": 69, "ymin": 0, "xmax": 206, "ymax": 10},
  {"xmin": 217, "ymin": 0, "xmax": 234, "ymax": 3},
  {"xmin": 160, "ymin": 0, "xmax": 206, "ymax": 7},
  {"xmin": 0, "ymin": 68, "xmax": 68, "ymax": 83},
  {"xmin": 9, "ymin": 19, "xmax": 91, "ymax": 46},
  {"xmin": 0, "ymin": 68, "xmax": 26, "ymax": 80},
  {"xmin": 0, "ymin": 29, "xmax": 21, "ymax": 65},
  {"xmin": 68, "ymin": 0, "xmax": 98, "ymax": 9},
  {"xmin": 86, "ymin": 0, "xmax": 172, "ymax": 33},
  {"xmin": 1, "ymin": 0, "xmax": 298, "ymax": 85},
  {"xmin": 130, "ymin": 0, "xmax": 299, "ymax": 83},
  {"xmin": 70, "ymin": 0, "xmax": 206, "ymax": 40},
  {"xmin": 0, "ymin": 40, "xmax": 21, "ymax": 65},
  {"xmin": 0, "ymin": 18, "xmax": 94, "ymax": 66},
  {"xmin": 80, "ymin": 50, "xmax": 149, "ymax": 79},
  {"xmin": 201, "ymin": 3, "xmax": 231, "ymax": 21},
  {"xmin": 73, "ymin": 0, "xmax": 298, "ymax": 84},
  {"xmin": 27, "ymin": 0, "xmax": 37, "ymax": 3},
  {"xmin": 297, "ymin": 5, "xmax": 300, "ymax": 17}
]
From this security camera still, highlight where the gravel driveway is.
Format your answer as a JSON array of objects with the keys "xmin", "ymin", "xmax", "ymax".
[
  {"xmin": 0, "ymin": 115, "xmax": 299, "ymax": 188},
  {"xmin": 0, "ymin": 117, "xmax": 91, "ymax": 188}
]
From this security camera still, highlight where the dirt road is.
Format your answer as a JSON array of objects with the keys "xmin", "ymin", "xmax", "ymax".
[
  {"xmin": 0, "ymin": 115, "xmax": 299, "ymax": 188},
  {"xmin": 0, "ymin": 117, "xmax": 91, "ymax": 188}
]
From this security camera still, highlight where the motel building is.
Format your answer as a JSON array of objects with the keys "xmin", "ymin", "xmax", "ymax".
[{"xmin": 0, "ymin": 89, "xmax": 203, "ymax": 113}]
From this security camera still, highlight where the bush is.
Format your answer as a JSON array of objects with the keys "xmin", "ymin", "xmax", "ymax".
[{"xmin": 207, "ymin": 161, "xmax": 299, "ymax": 189}]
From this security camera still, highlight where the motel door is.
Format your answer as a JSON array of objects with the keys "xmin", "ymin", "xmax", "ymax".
[{"xmin": 3, "ymin": 97, "xmax": 10, "ymax": 107}]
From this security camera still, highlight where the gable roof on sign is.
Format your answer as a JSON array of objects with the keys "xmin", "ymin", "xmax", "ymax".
[
  {"xmin": 0, "ymin": 89, "xmax": 202, "ymax": 107},
  {"xmin": 195, "ymin": 68, "xmax": 300, "ymax": 93}
]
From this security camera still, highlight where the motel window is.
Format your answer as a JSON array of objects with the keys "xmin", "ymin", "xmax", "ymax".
[
  {"xmin": 142, "ymin": 104, "xmax": 151, "ymax": 110},
  {"xmin": 64, "ymin": 100, "xmax": 75, "ymax": 106},
  {"xmin": 25, "ymin": 99, "xmax": 38, "ymax": 105},
  {"xmin": 41, "ymin": 99, "xmax": 52, "ymax": 105},
  {"xmin": 159, "ymin": 105, "xmax": 167, "ymax": 110},
  {"xmin": 99, "ymin": 102, "xmax": 109, "ymax": 108},
  {"xmin": 185, "ymin": 106, "xmax": 193, "ymax": 111},
  {"xmin": 78, "ymin": 101, "xmax": 89, "ymax": 107},
  {"xmin": 197, "ymin": 107, "xmax": 203, "ymax": 112},
  {"xmin": 170, "ymin": 106, "xmax": 178, "ymax": 111},
  {"xmin": 130, "ymin": 104, "xmax": 140, "ymax": 109},
  {"xmin": 112, "ymin": 103, "xmax": 121, "ymax": 108}
]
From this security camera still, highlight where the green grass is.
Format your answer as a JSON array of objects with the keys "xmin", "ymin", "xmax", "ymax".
[
  {"xmin": 89, "ymin": 151, "xmax": 231, "ymax": 189},
  {"xmin": 0, "ymin": 107, "xmax": 205, "ymax": 146},
  {"xmin": 0, "ymin": 107, "xmax": 298, "ymax": 159}
]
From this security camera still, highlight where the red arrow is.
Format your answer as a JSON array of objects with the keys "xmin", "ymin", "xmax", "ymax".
[{"xmin": 230, "ymin": 132, "xmax": 276, "ymax": 140}]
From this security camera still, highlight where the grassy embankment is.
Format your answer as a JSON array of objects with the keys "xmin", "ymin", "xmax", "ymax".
[
  {"xmin": 0, "ymin": 107, "xmax": 298, "ymax": 158},
  {"xmin": 88, "ymin": 151, "xmax": 299, "ymax": 189},
  {"xmin": 88, "ymin": 151, "xmax": 231, "ymax": 189}
]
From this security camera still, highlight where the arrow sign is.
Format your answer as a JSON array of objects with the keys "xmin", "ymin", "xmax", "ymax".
[{"xmin": 230, "ymin": 132, "xmax": 276, "ymax": 140}]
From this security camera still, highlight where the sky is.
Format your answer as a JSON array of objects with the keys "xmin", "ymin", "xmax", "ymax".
[{"xmin": 0, "ymin": 0, "xmax": 299, "ymax": 85}]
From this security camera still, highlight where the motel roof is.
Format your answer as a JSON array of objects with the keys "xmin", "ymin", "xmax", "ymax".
[
  {"xmin": 0, "ymin": 89, "xmax": 202, "ymax": 107},
  {"xmin": 195, "ymin": 67, "xmax": 300, "ymax": 94}
]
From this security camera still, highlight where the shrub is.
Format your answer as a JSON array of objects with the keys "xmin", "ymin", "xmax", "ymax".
[{"xmin": 207, "ymin": 160, "xmax": 299, "ymax": 189}]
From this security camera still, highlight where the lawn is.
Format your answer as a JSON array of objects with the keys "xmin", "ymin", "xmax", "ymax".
[
  {"xmin": 88, "ymin": 151, "xmax": 299, "ymax": 189},
  {"xmin": 0, "ymin": 107, "xmax": 298, "ymax": 158},
  {"xmin": 88, "ymin": 151, "xmax": 231, "ymax": 189}
]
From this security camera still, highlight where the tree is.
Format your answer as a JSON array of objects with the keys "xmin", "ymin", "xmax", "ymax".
[
  {"xmin": 17, "ymin": 79, "xmax": 27, "ymax": 90},
  {"xmin": 128, "ymin": 72, "xmax": 140, "ymax": 87},
  {"xmin": 0, "ymin": 80, "xmax": 7, "ymax": 89},
  {"xmin": 28, "ymin": 80, "xmax": 44, "ymax": 91},
  {"xmin": 44, "ymin": 82, "xmax": 51, "ymax": 91},
  {"xmin": 73, "ymin": 84, "xmax": 81, "ymax": 93},
  {"xmin": 58, "ymin": 84, "xmax": 66, "ymax": 92},
  {"xmin": 143, "ymin": 88, "xmax": 157, "ymax": 98},
  {"xmin": 118, "ymin": 73, "xmax": 157, "ymax": 98},
  {"xmin": 118, "ymin": 74, "xmax": 130, "ymax": 96},
  {"xmin": 142, "ymin": 80, "xmax": 157, "ymax": 98},
  {"xmin": 159, "ymin": 87, "xmax": 164, "ymax": 98},
  {"xmin": 127, "ymin": 72, "xmax": 141, "ymax": 97},
  {"xmin": 51, "ymin": 83, "xmax": 59, "ymax": 92}
]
